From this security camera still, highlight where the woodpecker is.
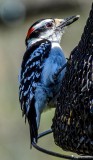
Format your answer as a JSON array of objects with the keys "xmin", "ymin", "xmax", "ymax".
[{"xmin": 19, "ymin": 15, "xmax": 80, "ymax": 146}]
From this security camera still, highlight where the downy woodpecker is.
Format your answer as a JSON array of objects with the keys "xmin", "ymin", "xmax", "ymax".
[{"xmin": 19, "ymin": 15, "xmax": 80, "ymax": 145}]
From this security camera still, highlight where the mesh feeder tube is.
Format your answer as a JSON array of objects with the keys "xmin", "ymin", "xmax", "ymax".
[{"xmin": 52, "ymin": 3, "xmax": 93, "ymax": 156}]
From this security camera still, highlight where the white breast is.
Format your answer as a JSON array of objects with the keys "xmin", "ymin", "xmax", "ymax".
[{"xmin": 41, "ymin": 41, "xmax": 66, "ymax": 87}]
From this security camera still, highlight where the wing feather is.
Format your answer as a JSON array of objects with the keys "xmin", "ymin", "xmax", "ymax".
[{"xmin": 19, "ymin": 39, "xmax": 51, "ymax": 144}]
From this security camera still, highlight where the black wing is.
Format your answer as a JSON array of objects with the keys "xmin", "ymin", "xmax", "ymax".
[{"xmin": 19, "ymin": 39, "xmax": 51, "ymax": 145}]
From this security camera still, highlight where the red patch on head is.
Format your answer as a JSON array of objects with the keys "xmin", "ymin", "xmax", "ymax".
[{"xmin": 26, "ymin": 27, "xmax": 34, "ymax": 39}]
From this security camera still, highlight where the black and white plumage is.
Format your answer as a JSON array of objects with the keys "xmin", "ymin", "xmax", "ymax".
[
  {"xmin": 19, "ymin": 39, "xmax": 51, "ymax": 144},
  {"xmin": 19, "ymin": 16, "xmax": 80, "ymax": 145}
]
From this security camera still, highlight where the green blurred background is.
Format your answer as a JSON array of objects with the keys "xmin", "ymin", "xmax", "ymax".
[{"xmin": 0, "ymin": 0, "xmax": 93, "ymax": 160}]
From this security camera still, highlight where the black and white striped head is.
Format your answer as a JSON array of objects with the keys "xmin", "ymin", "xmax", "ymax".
[{"xmin": 25, "ymin": 16, "xmax": 80, "ymax": 47}]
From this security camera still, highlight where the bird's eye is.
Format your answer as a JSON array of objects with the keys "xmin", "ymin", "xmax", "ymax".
[{"xmin": 46, "ymin": 22, "xmax": 53, "ymax": 28}]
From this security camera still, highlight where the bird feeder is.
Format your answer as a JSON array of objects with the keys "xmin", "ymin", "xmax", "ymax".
[{"xmin": 52, "ymin": 3, "xmax": 93, "ymax": 156}]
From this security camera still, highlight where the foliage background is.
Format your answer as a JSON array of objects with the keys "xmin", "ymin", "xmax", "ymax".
[{"xmin": 0, "ymin": 0, "xmax": 93, "ymax": 160}]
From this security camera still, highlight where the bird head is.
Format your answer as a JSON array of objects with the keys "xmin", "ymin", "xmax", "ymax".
[{"xmin": 25, "ymin": 15, "xmax": 80, "ymax": 47}]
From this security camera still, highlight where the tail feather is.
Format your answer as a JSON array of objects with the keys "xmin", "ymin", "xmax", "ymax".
[
  {"xmin": 29, "ymin": 121, "xmax": 38, "ymax": 147},
  {"xmin": 27, "ymin": 97, "xmax": 38, "ymax": 146}
]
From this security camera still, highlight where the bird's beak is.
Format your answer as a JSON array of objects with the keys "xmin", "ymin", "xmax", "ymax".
[{"xmin": 55, "ymin": 15, "xmax": 80, "ymax": 29}]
